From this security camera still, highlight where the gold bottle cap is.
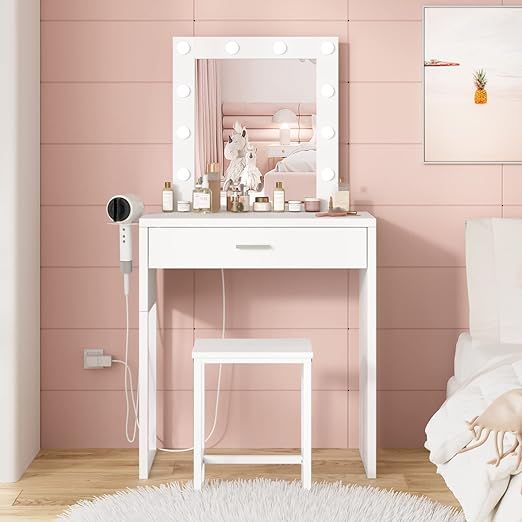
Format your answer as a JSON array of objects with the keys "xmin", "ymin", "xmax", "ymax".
[
  {"xmin": 207, "ymin": 162, "xmax": 220, "ymax": 173},
  {"xmin": 255, "ymin": 196, "xmax": 269, "ymax": 203},
  {"xmin": 164, "ymin": 181, "xmax": 171, "ymax": 189},
  {"xmin": 276, "ymin": 181, "xmax": 283, "ymax": 189}
]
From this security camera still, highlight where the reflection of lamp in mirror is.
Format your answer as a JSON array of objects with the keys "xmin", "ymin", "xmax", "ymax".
[{"xmin": 272, "ymin": 109, "xmax": 297, "ymax": 145}]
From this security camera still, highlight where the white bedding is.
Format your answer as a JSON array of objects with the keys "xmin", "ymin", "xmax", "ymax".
[
  {"xmin": 450, "ymin": 332, "xmax": 522, "ymax": 395},
  {"xmin": 275, "ymin": 143, "xmax": 316, "ymax": 172},
  {"xmin": 426, "ymin": 351, "xmax": 522, "ymax": 521}
]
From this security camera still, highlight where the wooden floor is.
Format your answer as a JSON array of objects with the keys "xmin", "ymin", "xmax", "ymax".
[{"xmin": 0, "ymin": 449, "xmax": 459, "ymax": 520}]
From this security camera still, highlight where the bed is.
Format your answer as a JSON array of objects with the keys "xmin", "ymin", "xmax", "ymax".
[
  {"xmin": 222, "ymin": 103, "xmax": 317, "ymax": 201},
  {"xmin": 425, "ymin": 219, "xmax": 522, "ymax": 522}
]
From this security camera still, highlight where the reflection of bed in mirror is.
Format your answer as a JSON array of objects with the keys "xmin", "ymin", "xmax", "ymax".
[{"xmin": 222, "ymin": 103, "xmax": 316, "ymax": 201}]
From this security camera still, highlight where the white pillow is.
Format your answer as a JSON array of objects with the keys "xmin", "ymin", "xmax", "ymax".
[{"xmin": 466, "ymin": 218, "xmax": 522, "ymax": 343}]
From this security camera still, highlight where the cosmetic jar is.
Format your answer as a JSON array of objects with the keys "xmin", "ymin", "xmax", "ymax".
[
  {"xmin": 177, "ymin": 200, "xmax": 191, "ymax": 212},
  {"xmin": 253, "ymin": 196, "xmax": 271, "ymax": 212},
  {"xmin": 304, "ymin": 198, "xmax": 320, "ymax": 212},
  {"xmin": 288, "ymin": 200, "xmax": 302, "ymax": 212},
  {"xmin": 239, "ymin": 195, "xmax": 250, "ymax": 212}
]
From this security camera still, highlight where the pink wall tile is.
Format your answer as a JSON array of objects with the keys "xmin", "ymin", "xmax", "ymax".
[
  {"xmin": 194, "ymin": 270, "xmax": 349, "ymax": 329},
  {"xmin": 41, "ymin": 328, "xmax": 195, "ymax": 392},
  {"xmin": 42, "ymin": 268, "xmax": 138, "ymax": 329},
  {"xmin": 377, "ymin": 330, "xmax": 458, "ymax": 390},
  {"xmin": 41, "ymin": 0, "xmax": 193, "ymax": 20},
  {"xmin": 349, "ymin": 144, "xmax": 502, "ymax": 205},
  {"xmin": 159, "ymin": 390, "xmax": 348, "ymax": 449},
  {"xmin": 41, "ymin": 329, "xmax": 139, "ymax": 390},
  {"xmin": 42, "ymin": 21, "xmax": 193, "ymax": 82},
  {"xmin": 195, "ymin": 20, "xmax": 349, "ymax": 82},
  {"xmin": 349, "ymin": 22, "xmax": 421, "ymax": 82},
  {"xmin": 377, "ymin": 268, "xmax": 469, "ymax": 329},
  {"xmin": 41, "ymin": 145, "xmax": 170, "ymax": 206},
  {"xmin": 349, "ymin": 83, "xmax": 422, "ymax": 143},
  {"xmin": 42, "ymin": 83, "xmax": 171, "ymax": 143},
  {"xmin": 359, "ymin": 205, "xmax": 501, "ymax": 267},
  {"xmin": 502, "ymin": 206, "xmax": 522, "ymax": 218},
  {"xmin": 377, "ymin": 391, "xmax": 446, "ymax": 447},
  {"xmin": 41, "ymin": 268, "xmax": 193, "ymax": 329},
  {"xmin": 348, "ymin": 391, "xmax": 359, "ymax": 448},
  {"xmin": 502, "ymin": 165, "xmax": 522, "ymax": 205},
  {"xmin": 340, "ymin": 83, "xmax": 349, "ymax": 143},
  {"xmin": 42, "ymin": 390, "xmax": 347, "ymax": 449},
  {"xmin": 191, "ymin": 329, "xmax": 348, "ymax": 391},
  {"xmin": 195, "ymin": 0, "xmax": 348, "ymax": 21},
  {"xmin": 348, "ymin": 0, "xmax": 501, "ymax": 21},
  {"xmin": 41, "ymin": 391, "xmax": 137, "ymax": 448},
  {"xmin": 41, "ymin": 205, "xmax": 159, "ymax": 267},
  {"xmin": 349, "ymin": 329, "xmax": 458, "ymax": 392}
]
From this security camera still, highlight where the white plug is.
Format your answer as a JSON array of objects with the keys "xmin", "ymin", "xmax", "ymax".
[{"xmin": 84, "ymin": 348, "xmax": 112, "ymax": 369}]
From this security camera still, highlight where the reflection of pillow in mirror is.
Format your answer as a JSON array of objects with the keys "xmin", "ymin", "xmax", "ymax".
[
  {"xmin": 308, "ymin": 114, "xmax": 316, "ymax": 144},
  {"xmin": 276, "ymin": 149, "xmax": 316, "ymax": 172}
]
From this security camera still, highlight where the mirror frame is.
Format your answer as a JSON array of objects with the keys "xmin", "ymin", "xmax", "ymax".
[{"xmin": 172, "ymin": 36, "xmax": 339, "ymax": 208}]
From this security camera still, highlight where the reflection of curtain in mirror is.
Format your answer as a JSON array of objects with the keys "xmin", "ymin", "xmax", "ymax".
[{"xmin": 196, "ymin": 60, "xmax": 223, "ymax": 180}]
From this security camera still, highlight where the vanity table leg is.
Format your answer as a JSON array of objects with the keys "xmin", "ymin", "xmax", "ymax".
[
  {"xmin": 193, "ymin": 360, "xmax": 205, "ymax": 490},
  {"xmin": 139, "ymin": 226, "xmax": 157, "ymax": 479},
  {"xmin": 301, "ymin": 359, "xmax": 312, "ymax": 489},
  {"xmin": 359, "ymin": 227, "xmax": 377, "ymax": 479}
]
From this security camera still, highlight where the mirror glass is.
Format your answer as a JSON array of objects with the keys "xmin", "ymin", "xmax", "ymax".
[{"xmin": 195, "ymin": 58, "xmax": 317, "ymax": 202}]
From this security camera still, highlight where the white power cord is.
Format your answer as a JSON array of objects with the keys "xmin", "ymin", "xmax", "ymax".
[
  {"xmin": 114, "ymin": 281, "xmax": 139, "ymax": 444},
  {"xmin": 116, "ymin": 270, "xmax": 226, "ymax": 450},
  {"xmin": 158, "ymin": 268, "xmax": 226, "ymax": 452}
]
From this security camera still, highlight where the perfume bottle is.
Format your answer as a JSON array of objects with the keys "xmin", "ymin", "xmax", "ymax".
[
  {"xmin": 333, "ymin": 177, "xmax": 350, "ymax": 211},
  {"xmin": 162, "ymin": 181, "xmax": 174, "ymax": 212},
  {"xmin": 273, "ymin": 181, "xmax": 285, "ymax": 212},
  {"xmin": 206, "ymin": 162, "xmax": 221, "ymax": 213},
  {"xmin": 193, "ymin": 175, "xmax": 212, "ymax": 213}
]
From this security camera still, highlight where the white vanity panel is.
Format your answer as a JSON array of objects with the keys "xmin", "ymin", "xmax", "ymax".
[{"xmin": 149, "ymin": 227, "xmax": 367, "ymax": 269}]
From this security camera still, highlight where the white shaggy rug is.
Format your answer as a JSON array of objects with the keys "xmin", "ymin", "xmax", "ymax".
[{"xmin": 58, "ymin": 479, "xmax": 464, "ymax": 522}]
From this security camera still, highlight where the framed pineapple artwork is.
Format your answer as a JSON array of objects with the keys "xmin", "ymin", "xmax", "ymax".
[{"xmin": 424, "ymin": 6, "xmax": 522, "ymax": 163}]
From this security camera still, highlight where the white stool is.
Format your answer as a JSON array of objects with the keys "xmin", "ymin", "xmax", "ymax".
[{"xmin": 192, "ymin": 338, "xmax": 313, "ymax": 490}]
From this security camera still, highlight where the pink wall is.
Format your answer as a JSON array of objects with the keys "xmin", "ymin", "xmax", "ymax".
[{"xmin": 40, "ymin": 0, "xmax": 520, "ymax": 449}]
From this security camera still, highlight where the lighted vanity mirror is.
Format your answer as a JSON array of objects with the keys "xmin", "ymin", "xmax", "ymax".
[{"xmin": 172, "ymin": 37, "xmax": 339, "ymax": 209}]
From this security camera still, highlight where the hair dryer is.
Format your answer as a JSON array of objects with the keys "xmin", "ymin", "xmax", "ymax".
[{"xmin": 106, "ymin": 194, "xmax": 144, "ymax": 295}]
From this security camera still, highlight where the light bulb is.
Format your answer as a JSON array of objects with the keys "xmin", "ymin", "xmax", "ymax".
[{"xmin": 176, "ymin": 41, "xmax": 191, "ymax": 55}]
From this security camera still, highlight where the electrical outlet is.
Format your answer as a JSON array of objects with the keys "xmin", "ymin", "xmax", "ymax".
[{"xmin": 84, "ymin": 348, "xmax": 112, "ymax": 369}]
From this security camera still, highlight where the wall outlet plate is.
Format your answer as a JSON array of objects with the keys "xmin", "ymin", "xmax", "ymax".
[{"xmin": 84, "ymin": 348, "xmax": 103, "ymax": 369}]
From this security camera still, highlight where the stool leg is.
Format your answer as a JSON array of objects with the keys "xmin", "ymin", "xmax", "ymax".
[
  {"xmin": 193, "ymin": 360, "xmax": 205, "ymax": 490},
  {"xmin": 301, "ymin": 359, "xmax": 312, "ymax": 489}
]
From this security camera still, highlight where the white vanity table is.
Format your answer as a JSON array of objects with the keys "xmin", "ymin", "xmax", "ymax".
[
  {"xmin": 137, "ymin": 35, "xmax": 376, "ymax": 482},
  {"xmin": 138, "ymin": 211, "xmax": 376, "ymax": 479}
]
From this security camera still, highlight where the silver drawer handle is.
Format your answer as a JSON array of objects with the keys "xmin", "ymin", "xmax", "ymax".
[{"xmin": 235, "ymin": 244, "xmax": 272, "ymax": 250}]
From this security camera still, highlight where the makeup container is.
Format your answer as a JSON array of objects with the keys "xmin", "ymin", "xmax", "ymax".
[
  {"xmin": 304, "ymin": 198, "xmax": 320, "ymax": 212},
  {"xmin": 333, "ymin": 180, "xmax": 350, "ymax": 210},
  {"xmin": 239, "ymin": 195, "xmax": 250, "ymax": 212},
  {"xmin": 288, "ymin": 200, "xmax": 302, "ymax": 212},
  {"xmin": 253, "ymin": 196, "xmax": 271, "ymax": 212},
  {"xmin": 206, "ymin": 162, "xmax": 221, "ymax": 213},
  {"xmin": 162, "ymin": 181, "xmax": 174, "ymax": 212},
  {"xmin": 227, "ymin": 185, "xmax": 241, "ymax": 211},
  {"xmin": 177, "ymin": 200, "xmax": 191, "ymax": 212},
  {"xmin": 273, "ymin": 181, "xmax": 285, "ymax": 212}
]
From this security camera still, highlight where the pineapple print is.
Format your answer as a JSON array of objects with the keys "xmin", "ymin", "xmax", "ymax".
[{"xmin": 474, "ymin": 69, "xmax": 488, "ymax": 104}]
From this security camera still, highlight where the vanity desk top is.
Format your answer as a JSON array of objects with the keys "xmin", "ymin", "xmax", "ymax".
[{"xmin": 139, "ymin": 211, "xmax": 376, "ymax": 228}]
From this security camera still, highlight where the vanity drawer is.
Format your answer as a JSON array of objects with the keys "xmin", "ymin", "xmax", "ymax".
[{"xmin": 148, "ymin": 227, "xmax": 367, "ymax": 269}]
